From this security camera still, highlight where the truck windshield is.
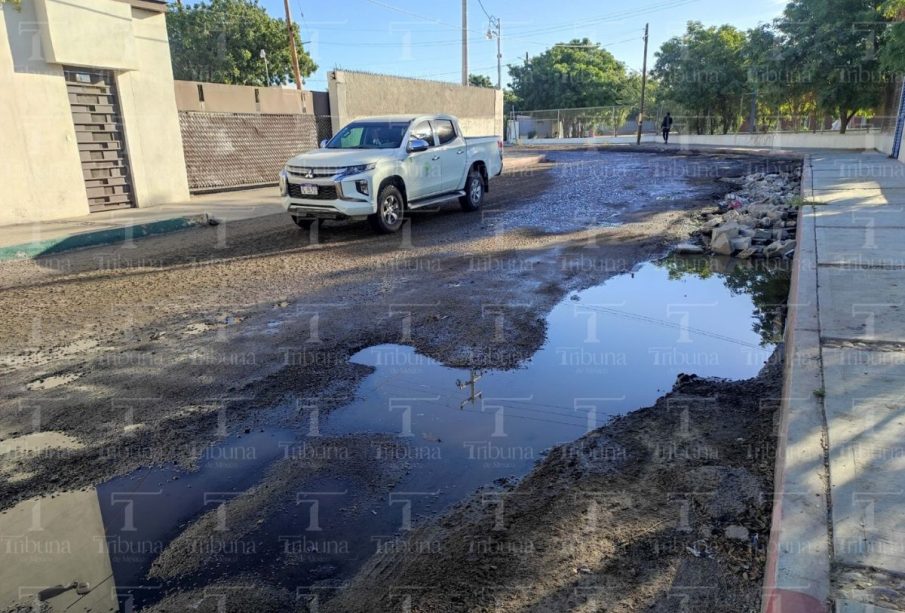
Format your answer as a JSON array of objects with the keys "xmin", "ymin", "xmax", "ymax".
[{"xmin": 326, "ymin": 121, "xmax": 411, "ymax": 149}]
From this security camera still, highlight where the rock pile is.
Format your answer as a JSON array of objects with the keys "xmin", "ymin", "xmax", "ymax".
[{"xmin": 678, "ymin": 170, "xmax": 802, "ymax": 260}]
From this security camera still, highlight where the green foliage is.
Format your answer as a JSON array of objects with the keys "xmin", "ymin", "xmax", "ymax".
[
  {"xmin": 468, "ymin": 74, "xmax": 494, "ymax": 88},
  {"xmin": 879, "ymin": 0, "xmax": 905, "ymax": 73},
  {"xmin": 0, "ymin": 0, "xmax": 22, "ymax": 7},
  {"xmin": 508, "ymin": 39, "xmax": 637, "ymax": 110},
  {"xmin": 166, "ymin": 0, "xmax": 316, "ymax": 86},
  {"xmin": 778, "ymin": 0, "xmax": 889, "ymax": 133},
  {"xmin": 503, "ymin": 90, "xmax": 520, "ymax": 114},
  {"xmin": 653, "ymin": 22, "xmax": 749, "ymax": 134}
]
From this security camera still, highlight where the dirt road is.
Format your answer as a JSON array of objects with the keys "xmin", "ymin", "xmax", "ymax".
[{"xmin": 0, "ymin": 148, "xmax": 797, "ymax": 612}]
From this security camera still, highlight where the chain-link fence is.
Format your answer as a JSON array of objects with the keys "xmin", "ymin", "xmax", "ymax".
[
  {"xmin": 669, "ymin": 113, "xmax": 895, "ymax": 136},
  {"xmin": 509, "ymin": 105, "xmax": 896, "ymax": 142},
  {"xmin": 509, "ymin": 105, "xmax": 658, "ymax": 141},
  {"xmin": 314, "ymin": 115, "xmax": 333, "ymax": 145}
]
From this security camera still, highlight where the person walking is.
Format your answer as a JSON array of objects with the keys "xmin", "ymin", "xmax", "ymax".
[{"xmin": 661, "ymin": 112, "xmax": 674, "ymax": 144}]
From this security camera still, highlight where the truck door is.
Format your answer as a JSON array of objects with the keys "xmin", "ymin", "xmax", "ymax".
[
  {"xmin": 405, "ymin": 120, "xmax": 442, "ymax": 200},
  {"xmin": 431, "ymin": 119, "xmax": 467, "ymax": 193}
]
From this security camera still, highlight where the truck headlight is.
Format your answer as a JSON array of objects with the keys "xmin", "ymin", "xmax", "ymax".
[
  {"xmin": 279, "ymin": 169, "xmax": 288, "ymax": 196},
  {"xmin": 338, "ymin": 163, "xmax": 376, "ymax": 177}
]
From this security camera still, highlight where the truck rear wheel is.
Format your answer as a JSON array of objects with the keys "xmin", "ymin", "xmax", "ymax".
[
  {"xmin": 369, "ymin": 185, "xmax": 405, "ymax": 234},
  {"xmin": 459, "ymin": 169, "xmax": 484, "ymax": 212}
]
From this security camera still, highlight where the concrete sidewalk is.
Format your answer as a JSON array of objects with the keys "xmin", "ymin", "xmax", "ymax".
[
  {"xmin": 0, "ymin": 188, "xmax": 283, "ymax": 260},
  {"xmin": 765, "ymin": 150, "xmax": 905, "ymax": 613}
]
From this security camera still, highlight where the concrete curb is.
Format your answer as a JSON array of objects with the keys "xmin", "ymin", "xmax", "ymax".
[
  {"xmin": 0, "ymin": 214, "xmax": 211, "ymax": 261},
  {"xmin": 762, "ymin": 156, "xmax": 832, "ymax": 613}
]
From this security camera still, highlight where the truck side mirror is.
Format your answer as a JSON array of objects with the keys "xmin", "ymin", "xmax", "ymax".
[
  {"xmin": 407, "ymin": 138, "xmax": 430, "ymax": 153},
  {"xmin": 320, "ymin": 139, "xmax": 328, "ymax": 148}
]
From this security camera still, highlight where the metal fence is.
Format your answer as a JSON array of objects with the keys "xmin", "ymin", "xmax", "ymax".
[
  {"xmin": 314, "ymin": 115, "xmax": 333, "ymax": 145},
  {"xmin": 670, "ymin": 114, "xmax": 896, "ymax": 136},
  {"xmin": 509, "ymin": 106, "xmax": 897, "ymax": 142},
  {"xmin": 510, "ymin": 105, "xmax": 656, "ymax": 141}
]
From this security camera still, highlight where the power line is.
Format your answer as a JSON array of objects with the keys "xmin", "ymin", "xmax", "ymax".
[
  {"xmin": 502, "ymin": 0, "xmax": 699, "ymax": 39},
  {"xmin": 361, "ymin": 0, "xmax": 486, "ymax": 36},
  {"xmin": 477, "ymin": 0, "xmax": 493, "ymax": 21}
]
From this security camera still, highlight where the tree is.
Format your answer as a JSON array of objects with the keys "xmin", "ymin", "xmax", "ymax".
[
  {"xmin": 878, "ymin": 0, "xmax": 905, "ymax": 74},
  {"xmin": 508, "ymin": 39, "xmax": 637, "ymax": 110},
  {"xmin": 778, "ymin": 0, "xmax": 889, "ymax": 133},
  {"xmin": 468, "ymin": 74, "xmax": 494, "ymax": 88},
  {"xmin": 653, "ymin": 22, "xmax": 748, "ymax": 134},
  {"xmin": 744, "ymin": 24, "xmax": 817, "ymax": 131},
  {"xmin": 167, "ymin": 0, "xmax": 317, "ymax": 86}
]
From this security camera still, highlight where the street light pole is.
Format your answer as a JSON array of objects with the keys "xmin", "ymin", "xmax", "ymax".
[
  {"xmin": 260, "ymin": 49, "xmax": 269, "ymax": 85},
  {"xmin": 462, "ymin": 0, "xmax": 469, "ymax": 86}
]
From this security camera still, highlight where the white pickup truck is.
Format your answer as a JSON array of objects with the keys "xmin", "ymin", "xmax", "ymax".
[{"xmin": 279, "ymin": 114, "xmax": 503, "ymax": 233}]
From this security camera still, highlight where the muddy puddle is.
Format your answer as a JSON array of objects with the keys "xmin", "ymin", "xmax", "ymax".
[{"xmin": 0, "ymin": 256, "xmax": 790, "ymax": 611}]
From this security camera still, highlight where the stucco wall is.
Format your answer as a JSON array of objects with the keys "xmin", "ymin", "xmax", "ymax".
[
  {"xmin": 328, "ymin": 70, "xmax": 503, "ymax": 137},
  {"xmin": 118, "ymin": 7, "xmax": 190, "ymax": 208},
  {"xmin": 0, "ymin": 2, "xmax": 88, "ymax": 225},
  {"xmin": 0, "ymin": 0, "xmax": 188, "ymax": 226}
]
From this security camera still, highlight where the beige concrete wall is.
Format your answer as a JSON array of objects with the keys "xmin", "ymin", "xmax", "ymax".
[
  {"xmin": 672, "ymin": 131, "xmax": 893, "ymax": 150},
  {"xmin": 0, "ymin": 0, "xmax": 188, "ymax": 225},
  {"xmin": 34, "ymin": 0, "xmax": 137, "ymax": 70},
  {"xmin": 174, "ymin": 80, "xmax": 314, "ymax": 115},
  {"xmin": 0, "ymin": 2, "xmax": 88, "ymax": 224},
  {"xmin": 328, "ymin": 70, "xmax": 503, "ymax": 137},
  {"xmin": 118, "ymin": 7, "xmax": 190, "ymax": 208}
]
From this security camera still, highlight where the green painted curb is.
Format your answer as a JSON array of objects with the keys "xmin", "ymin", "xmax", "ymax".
[{"xmin": 0, "ymin": 214, "xmax": 210, "ymax": 261}]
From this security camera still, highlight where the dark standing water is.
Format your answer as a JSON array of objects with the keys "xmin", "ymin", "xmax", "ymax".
[{"xmin": 37, "ymin": 256, "xmax": 789, "ymax": 610}]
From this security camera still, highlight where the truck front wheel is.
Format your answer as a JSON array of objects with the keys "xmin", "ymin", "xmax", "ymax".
[
  {"xmin": 459, "ymin": 169, "xmax": 484, "ymax": 212},
  {"xmin": 369, "ymin": 185, "xmax": 405, "ymax": 233}
]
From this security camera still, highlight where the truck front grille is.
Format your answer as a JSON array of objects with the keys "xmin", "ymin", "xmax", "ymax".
[{"xmin": 287, "ymin": 183, "xmax": 338, "ymax": 200}]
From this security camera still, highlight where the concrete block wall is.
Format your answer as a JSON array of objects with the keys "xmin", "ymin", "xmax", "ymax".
[
  {"xmin": 174, "ymin": 80, "xmax": 315, "ymax": 115},
  {"xmin": 328, "ymin": 70, "xmax": 504, "ymax": 137}
]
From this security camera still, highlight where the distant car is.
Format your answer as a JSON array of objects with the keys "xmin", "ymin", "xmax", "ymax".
[{"xmin": 279, "ymin": 114, "xmax": 504, "ymax": 233}]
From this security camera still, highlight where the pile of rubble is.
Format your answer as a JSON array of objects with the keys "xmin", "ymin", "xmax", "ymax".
[{"xmin": 678, "ymin": 170, "xmax": 802, "ymax": 259}]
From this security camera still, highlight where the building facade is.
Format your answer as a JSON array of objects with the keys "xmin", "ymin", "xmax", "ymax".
[{"xmin": 0, "ymin": 0, "xmax": 189, "ymax": 225}]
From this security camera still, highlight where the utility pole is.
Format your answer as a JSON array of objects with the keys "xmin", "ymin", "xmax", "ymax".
[
  {"xmin": 462, "ymin": 0, "xmax": 469, "ymax": 86},
  {"xmin": 457, "ymin": 370, "xmax": 483, "ymax": 409},
  {"xmin": 284, "ymin": 0, "xmax": 303, "ymax": 90},
  {"xmin": 486, "ymin": 16, "xmax": 502, "ymax": 89},
  {"xmin": 496, "ymin": 18, "xmax": 502, "ymax": 89},
  {"xmin": 750, "ymin": 86, "xmax": 758, "ymax": 133},
  {"xmin": 636, "ymin": 23, "xmax": 649, "ymax": 146}
]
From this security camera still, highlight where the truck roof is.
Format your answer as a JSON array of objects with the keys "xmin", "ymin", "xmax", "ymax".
[{"xmin": 349, "ymin": 114, "xmax": 457, "ymax": 124}]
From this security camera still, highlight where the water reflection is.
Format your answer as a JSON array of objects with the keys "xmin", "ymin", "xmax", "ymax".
[{"xmin": 658, "ymin": 255, "xmax": 791, "ymax": 345}]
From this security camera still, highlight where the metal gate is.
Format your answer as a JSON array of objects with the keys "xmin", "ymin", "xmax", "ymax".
[{"xmin": 64, "ymin": 67, "xmax": 134, "ymax": 212}]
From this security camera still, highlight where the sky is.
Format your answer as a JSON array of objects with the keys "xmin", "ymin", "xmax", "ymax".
[{"xmin": 255, "ymin": 0, "xmax": 789, "ymax": 90}]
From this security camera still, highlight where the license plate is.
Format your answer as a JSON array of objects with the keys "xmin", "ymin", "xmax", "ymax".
[{"xmin": 299, "ymin": 183, "xmax": 318, "ymax": 196}]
